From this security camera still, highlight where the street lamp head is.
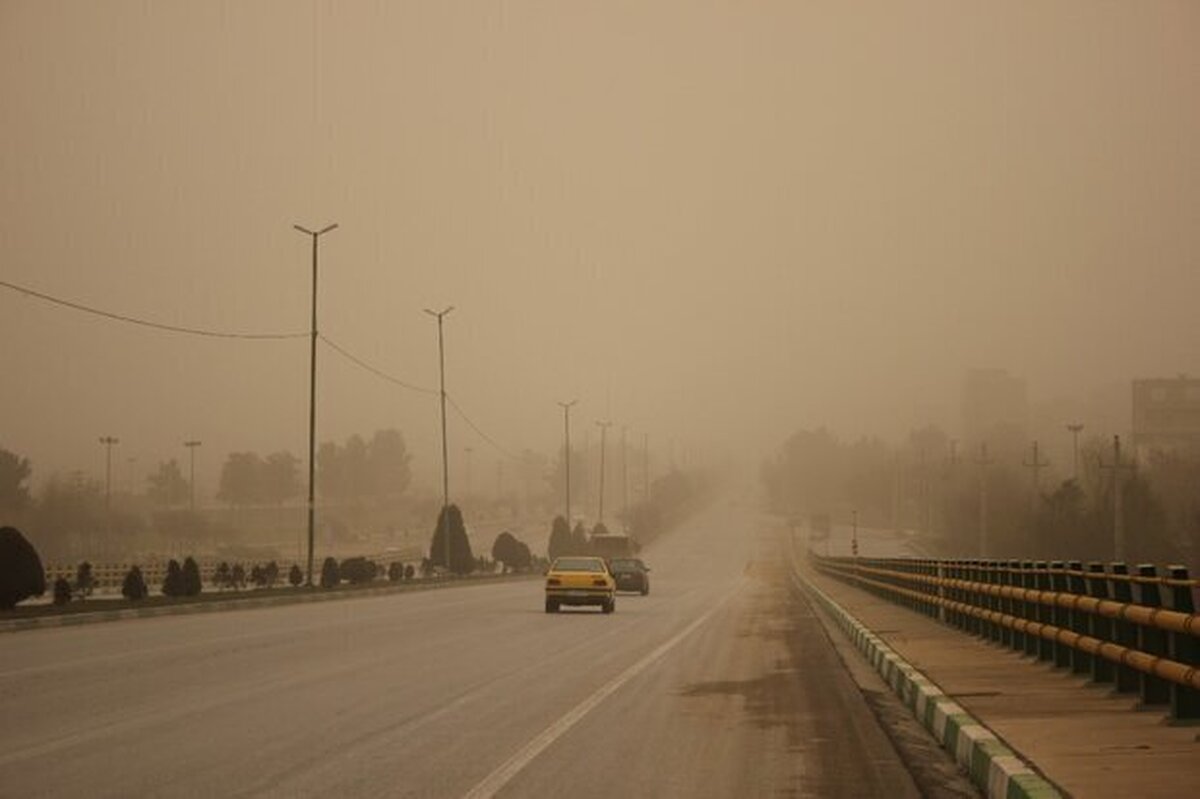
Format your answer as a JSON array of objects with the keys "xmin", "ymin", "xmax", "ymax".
[
  {"xmin": 424, "ymin": 306, "xmax": 454, "ymax": 319},
  {"xmin": 318, "ymin": 223, "xmax": 339, "ymax": 235},
  {"xmin": 293, "ymin": 224, "xmax": 314, "ymax": 235}
]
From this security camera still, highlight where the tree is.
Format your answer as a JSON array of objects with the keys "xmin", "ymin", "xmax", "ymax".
[
  {"xmin": 492, "ymin": 531, "xmax": 520, "ymax": 572},
  {"xmin": 591, "ymin": 521, "xmax": 610, "ymax": 538},
  {"xmin": 181, "ymin": 557, "xmax": 202, "ymax": 596},
  {"xmin": 217, "ymin": 452, "xmax": 264, "ymax": 507},
  {"xmin": 512, "ymin": 541, "xmax": 532, "ymax": 571},
  {"xmin": 367, "ymin": 429, "xmax": 412, "ymax": 501},
  {"xmin": 429, "ymin": 504, "xmax": 475, "ymax": 575},
  {"xmin": 0, "ymin": 447, "xmax": 32, "ymax": 515},
  {"xmin": 0, "ymin": 526, "xmax": 45, "ymax": 609},
  {"xmin": 570, "ymin": 522, "xmax": 589, "ymax": 555},
  {"xmin": 53, "ymin": 577, "xmax": 72, "ymax": 606},
  {"xmin": 146, "ymin": 459, "xmax": 190, "ymax": 507},
  {"xmin": 162, "ymin": 559, "xmax": 185, "ymax": 597},
  {"xmin": 213, "ymin": 562, "xmax": 231, "ymax": 590},
  {"xmin": 122, "ymin": 566, "xmax": 147, "ymax": 600},
  {"xmin": 260, "ymin": 453, "xmax": 301, "ymax": 506},
  {"xmin": 288, "ymin": 564, "xmax": 303, "ymax": 586},
  {"xmin": 547, "ymin": 516, "xmax": 572, "ymax": 561},
  {"xmin": 387, "ymin": 562, "xmax": 404, "ymax": 582},
  {"xmin": 404, "ymin": 564, "xmax": 415, "ymax": 580},
  {"xmin": 230, "ymin": 563, "xmax": 246, "ymax": 590},
  {"xmin": 320, "ymin": 556, "xmax": 339, "ymax": 588},
  {"xmin": 75, "ymin": 561, "xmax": 95, "ymax": 597}
]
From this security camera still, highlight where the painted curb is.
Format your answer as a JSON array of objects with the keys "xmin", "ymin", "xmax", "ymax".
[
  {"xmin": 0, "ymin": 573, "xmax": 540, "ymax": 634},
  {"xmin": 792, "ymin": 569, "xmax": 1062, "ymax": 799}
]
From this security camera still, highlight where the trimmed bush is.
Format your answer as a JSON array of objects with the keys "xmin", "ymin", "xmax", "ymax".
[
  {"xmin": 181, "ymin": 557, "xmax": 202, "ymax": 596},
  {"xmin": 230, "ymin": 563, "xmax": 246, "ymax": 590},
  {"xmin": 319, "ymin": 557, "xmax": 339, "ymax": 588},
  {"xmin": 53, "ymin": 577, "xmax": 72, "ymax": 605},
  {"xmin": 387, "ymin": 562, "xmax": 403, "ymax": 582},
  {"xmin": 429, "ymin": 504, "xmax": 475, "ymax": 575},
  {"xmin": 339, "ymin": 557, "xmax": 377, "ymax": 585},
  {"xmin": 547, "ymin": 516, "xmax": 571, "ymax": 562},
  {"xmin": 122, "ymin": 566, "xmax": 148, "ymax": 600},
  {"xmin": 75, "ymin": 561, "xmax": 95, "ymax": 597},
  {"xmin": 404, "ymin": 564, "xmax": 415, "ymax": 580},
  {"xmin": 162, "ymin": 559, "xmax": 185, "ymax": 597},
  {"xmin": 288, "ymin": 564, "xmax": 303, "ymax": 586},
  {"xmin": 0, "ymin": 526, "xmax": 46, "ymax": 609}
]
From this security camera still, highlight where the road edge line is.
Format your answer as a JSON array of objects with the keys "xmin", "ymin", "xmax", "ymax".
[{"xmin": 791, "ymin": 567, "xmax": 1062, "ymax": 799}]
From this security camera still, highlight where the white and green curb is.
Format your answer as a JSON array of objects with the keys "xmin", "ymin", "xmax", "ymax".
[{"xmin": 793, "ymin": 569, "xmax": 1062, "ymax": 799}]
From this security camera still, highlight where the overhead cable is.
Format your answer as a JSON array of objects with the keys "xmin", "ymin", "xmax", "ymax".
[
  {"xmin": 446, "ymin": 394, "xmax": 520, "ymax": 461},
  {"xmin": 318, "ymin": 334, "xmax": 439, "ymax": 396},
  {"xmin": 0, "ymin": 278, "xmax": 307, "ymax": 340}
]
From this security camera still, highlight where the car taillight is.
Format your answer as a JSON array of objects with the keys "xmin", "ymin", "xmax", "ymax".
[
  {"xmin": 547, "ymin": 578, "xmax": 561, "ymax": 586},
  {"xmin": 592, "ymin": 578, "xmax": 607, "ymax": 587}
]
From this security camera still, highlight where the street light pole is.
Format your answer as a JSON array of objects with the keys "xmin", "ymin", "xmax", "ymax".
[
  {"xmin": 1066, "ymin": 423, "xmax": 1084, "ymax": 483},
  {"xmin": 425, "ymin": 306, "xmax": 454, "ymax": 569},
  {"xmin": 620, "ymin": 426, "xmax": 629, "ymax": 526},
  {"xmin": 595, "ymin": 420, "xmax": 612, "ymax": 524},
  {"xmin": 558, "ymin": 400, "xmax": 577, "ymax": 524},
  {"xmin": 294, "ymin": 222, "xmax": 338, "ymax": 586},
  {"xmin": 184, "ymin": 440, "xmax": 202, "ymax": 512},
  {"xmin": 99, "ymin": 436, "xmax": 119, "ymax": 512}
]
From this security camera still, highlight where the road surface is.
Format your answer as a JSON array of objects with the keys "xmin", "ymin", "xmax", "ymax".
[{"xmin": 0, "ymin": 504, "xmax": 952, "ymax": 797}]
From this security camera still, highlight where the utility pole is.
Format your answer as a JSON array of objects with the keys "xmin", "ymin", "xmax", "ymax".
[
  {"xmin": 1022, "ymin": 440, "xmax": 1049, "ymax": 514},
  {"xmin": 595, "ymin": 420, "xmax": 612, "ymax": 524},
  {"xmin": 643, "ymin": 432, "xmax": 650, "ymax": 503},
  {"xmin": 558, "ymin": 400, "xmax": 577, "ymax": 524},
  {"xmin": 620, "ymin": 426, "xmax": 629, "ymax": 526},
  {"xmin": 975, "ymin": 443, "xmax": 994, "ymax": 557},
  {"xmin": 424, "ymin": 306, "xmax": 454, "ymax": 570},
  {"xmin": 293, "ymin": 222, "xmax": 338, "ymax": 586},
  {"xmin": 496, "ymin": 459, "xmax": 503, "ymax": 502},
  {"xmin": 464, "ymin": 446, "xmax": 474, "ymax": 504},
  {"xmin": 1099, "ymin": 435, "xmax": 1134, "ymax": 560},
  {"xmin": 1066, "ymin": 423, "xmax": 1084, "ymax": 483},
  {"xmin": 126, "ymin": 457, "xmax": 137, "ymax": 496},
  {"xmin": 184, "ymin": 440, "xmax": 202, "ymax": 512}
]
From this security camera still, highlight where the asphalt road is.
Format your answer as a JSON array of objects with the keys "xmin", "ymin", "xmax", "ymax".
[{"xmin": 0, "ymin": 504, "xmax": 937, "ymax": 798}]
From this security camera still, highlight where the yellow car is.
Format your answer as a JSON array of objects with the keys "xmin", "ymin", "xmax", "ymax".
[{"xmin": 545, "ymin": 556, "xmax": 616, "ymax": 614}]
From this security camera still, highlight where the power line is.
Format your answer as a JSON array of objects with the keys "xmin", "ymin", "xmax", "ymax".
[
  {"xmin": 446, "ymin": 394, "xmax": 520, "ymax": 461},
  {"xmin": 318, "ymin": 334, "xmax": 438, "ymax": 395},
  {"xmin": 0, "ymin": 278, "xmax": 308, "ymax": 340}
]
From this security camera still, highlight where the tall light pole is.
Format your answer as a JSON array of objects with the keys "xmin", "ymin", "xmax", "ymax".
[
  {"xmin": 1100, "ymin": 435, "xmax": 1133, "ymax": 560},
  {"xmin": 558, "ymin": 400, "xmax": 578, "ymax": 523},
  {"xmin": 183, "ymin": 440, "xmax": 202, "ymax": 512},
  {"xmin": 642, "ymin": 432, "xmax": 650, "ymax": 503},
  {"xmin": 1066, "ymin": 423, "xmax": 1084, "ymax": 482},
  {"xmin": 1022, "ymin": 440, "xmax": 1048, "ymax": 514},
  {"xmin": 464, "ymin": 446, "xmax": 474, "ymax": 502},
  {"xmin": 294, "ymin": 222, "xmax": 338, "ymax": 586},
  {"xmin": 975, "ymin": 443, "xmax": 994, "ymax": 557},
  {"xmin": 620, "ymin": 426, "xmax": 629, "ymax": 526},
  {"xmin": 99, "ymin": 436, "xmax": 119, "ymax": 511},
  {"xmin": 425, "ymin": 306, "xmax": 454, "ymax": 568},
  {"xmin": 596, "ymin": 420, "xmax": 612, "ymax": 524}
]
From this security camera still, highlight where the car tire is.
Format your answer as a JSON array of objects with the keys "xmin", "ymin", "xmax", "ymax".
[
  {"xmin": 602, "ymin": 598, "xmax": 615, "ymax": 614},
  {"xmin": 545, "ymin": 599, "xmax": 559, "ymax": 613}
]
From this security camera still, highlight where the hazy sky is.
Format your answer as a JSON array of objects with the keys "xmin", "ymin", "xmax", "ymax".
[{"xmin": 2, "ymin": 1, "xmax": 1197, "ymax": 493}]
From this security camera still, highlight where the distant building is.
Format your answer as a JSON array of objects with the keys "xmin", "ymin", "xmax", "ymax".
[
  {"xmin": 1132, "ymin": 376, "xmax": 1200, "ymax": 460},
  {"xmin": 961, "ymin": 368, "xmax": 1028, "ymax": 451}
]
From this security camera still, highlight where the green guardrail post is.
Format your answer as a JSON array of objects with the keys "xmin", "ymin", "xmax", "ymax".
[
  {"xmin": 1034, "ymin": 562, "xmax": 1054, "ymax": 662},
  {"xmin": 1163, "ymin": 565, "xmax": 1198, "ymax": 722},
  {"xmin": 1021, "ymin": 561, "xmax": 1039, "ymax": 657},
  {"xmin": 1108, "ymin": 563, "xmax": 1140, "ymax": 694},
  {"xmin": 1066, "ymin": 561, "xmax": 1091, "ymax": 675},
  {"xmin": 1133, "ymin": 564, "xmax": 1171, "ymax": 707}
]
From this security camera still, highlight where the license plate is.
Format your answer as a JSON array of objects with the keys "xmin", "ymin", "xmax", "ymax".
[{"xmin": 568, "ymin": 590, "xmax": 587, "ymax": 597}]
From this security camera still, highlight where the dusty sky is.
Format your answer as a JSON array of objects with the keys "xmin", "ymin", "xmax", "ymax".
[{"xmin": 1, "ymin": 1, "xmax": 1197, "ymax": 494}]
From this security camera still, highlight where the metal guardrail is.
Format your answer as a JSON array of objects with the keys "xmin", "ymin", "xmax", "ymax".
[{"xmin": 811, "ymin": 554, "xmax": 1200, "ymax": 722}]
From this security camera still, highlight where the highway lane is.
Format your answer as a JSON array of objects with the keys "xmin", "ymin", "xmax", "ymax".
[{"xmin": 1, "ymin": 504, "xmax": 930, "ymax": 797}]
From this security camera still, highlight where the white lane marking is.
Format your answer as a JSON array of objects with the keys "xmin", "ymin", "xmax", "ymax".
[{"xmin": 461, "ymin": 581, "xmax": 743, "ymax": 799}]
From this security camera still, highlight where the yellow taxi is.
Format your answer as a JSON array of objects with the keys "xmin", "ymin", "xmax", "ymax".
[{"xmin": 544, "ymin": 556, "xmax": 616, "ymax": 614}]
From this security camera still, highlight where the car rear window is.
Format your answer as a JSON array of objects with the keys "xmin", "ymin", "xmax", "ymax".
[
  {"xmin": 610, "ymin": 559, "xmax": 639, "ymax": 570},
  {"xmin": 552, "ymin": 558, "xmax": 605, "ymax": 573}
]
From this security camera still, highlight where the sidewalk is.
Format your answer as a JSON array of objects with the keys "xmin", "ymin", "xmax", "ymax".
[{"xmin": 799, "ymin": 559, "xmax": 1200, "ymax": 798}]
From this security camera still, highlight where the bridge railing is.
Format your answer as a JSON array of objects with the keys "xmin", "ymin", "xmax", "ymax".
[{"xmin": 810, "ymin": 554, "xmax": 1200, "ymax": 722}]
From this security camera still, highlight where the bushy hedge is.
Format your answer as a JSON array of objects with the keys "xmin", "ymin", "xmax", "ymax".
[
  {"xmin": 122, "ymin": 566, "xmax": 147, "ymax": 600},
  {"xmin": 319, "ymin": 557, "xmax": 339, "ymax": 588},
  {"xmin": 0, "ymin": 526, "xmax": 44, "ymax": 610}
]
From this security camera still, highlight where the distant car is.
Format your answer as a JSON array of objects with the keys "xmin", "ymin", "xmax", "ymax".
[
  {"xmin": 545, "ymin": 556, "xmax": 615, "ymax": 614},
  {"xmin": 608, "ymin": 558, "xmax": 650, "ymax": 595}
]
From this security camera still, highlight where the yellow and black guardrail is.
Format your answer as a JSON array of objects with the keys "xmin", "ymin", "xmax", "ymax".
[{"xmin": 810, "ymin": 554, "xmax": 1200, "ymax": 722}]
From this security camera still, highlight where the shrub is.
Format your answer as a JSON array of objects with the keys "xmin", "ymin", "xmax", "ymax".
[
  {"xmin": 75, "ymin": 561, "xmax": 95, "ymax": 597},
  {"xmin": 429, "ymin": 504, "xmax": 475, "ymax": 575},
  {"xmin": 162, "ymin": 559, "xmax": 185, "ymax": 597},
  {"xmin": 122, "ymin": 566, "xmax": 148, "ymax": 600},
  {"xmin": 319, "ymin": 556, "xmax": 339, "ymax": 588},
  {"xmin": 263, "ymin": 561, "xmax": 279, "ymax": 588},
  {"xmin": 53, "ymin": 577, "xmax": 72, "ymax": 605},
  {"xmin": 213, "ymin": 562, "xmax": 231, "ymax": 590},
  {"xmin": 230, "ymin": 563, "xmax": 246, "ymax": 590},
  {"xmin": 181, "ymin": 557, "xmax": 202, "ymax": 596},
  {"xmin": 387, "ymin": 562, "xmax": 403, "ymax": 582},
  {"xmin": 404, "ymin": 563, "xmax": 415, "ymax": 580},
  {"xmin": 547, "ymin": 516, "xmax": 571, "ymax": 562},
  {"xmin": 288, "ymin": 564, "xmax": 303, "ymax": 586},
  {"xmin": 339, "ymin": 557, "xmax": 377, "ymax": 585},
  {"xmin": 0, "ymin": 527, "xmax": 46, "ymax": 609}
]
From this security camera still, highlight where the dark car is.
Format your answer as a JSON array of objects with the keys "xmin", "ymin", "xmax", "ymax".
[{"xmin": 608, "ymin": 558, "xmax": 650, "ymax": 595}]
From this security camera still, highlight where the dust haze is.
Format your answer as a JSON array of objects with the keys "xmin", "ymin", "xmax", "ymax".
[{"xmin": 2, "ymin": 1, "xmax": 1197, "ymax": 500}]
